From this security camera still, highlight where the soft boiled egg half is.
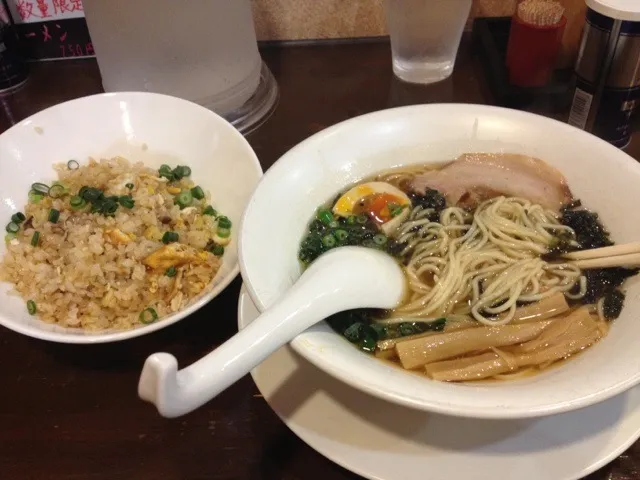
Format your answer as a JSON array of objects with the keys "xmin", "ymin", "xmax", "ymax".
[{"xmin": 332, "ymin": 182, "xmax": 411, "ymax": 235}]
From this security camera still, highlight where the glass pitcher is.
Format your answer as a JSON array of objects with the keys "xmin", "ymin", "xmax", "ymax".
[{"xmin": 83, "ymin": 0, "xmax": 262, "ymax": 116}]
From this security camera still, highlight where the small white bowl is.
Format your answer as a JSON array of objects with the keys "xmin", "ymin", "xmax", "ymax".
[
  {"xmin": 0, "ymin": 92, "xmax": 262, "ymax": 343},
  {"xmin": 239, "ymin": 104, "xmax": 640, "ymax": 419}
]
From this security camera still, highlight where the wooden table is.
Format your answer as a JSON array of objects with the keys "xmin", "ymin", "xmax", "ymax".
[{"xmin": 1, "ymin": 39, "xmax": 639, "ymax": 480}]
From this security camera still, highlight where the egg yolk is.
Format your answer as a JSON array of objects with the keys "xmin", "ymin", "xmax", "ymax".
[{"xmin": 353, "ymin": 193, "xmax": 405, "ymax": 225}]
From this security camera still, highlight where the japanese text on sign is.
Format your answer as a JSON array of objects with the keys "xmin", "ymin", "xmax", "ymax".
[{"xmin": 14, "ymin": 0, "xmax": 83, "ymax": 22}]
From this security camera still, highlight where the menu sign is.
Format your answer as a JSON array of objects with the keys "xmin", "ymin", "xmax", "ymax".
[{"xmin": 4, "ymin": 0, "xmax": 94, "ymax": 60}]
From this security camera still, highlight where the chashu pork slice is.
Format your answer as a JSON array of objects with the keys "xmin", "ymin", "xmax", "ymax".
[{"xmin": 410, "ymin": 153, "xmax": 573, "ymax": 211}]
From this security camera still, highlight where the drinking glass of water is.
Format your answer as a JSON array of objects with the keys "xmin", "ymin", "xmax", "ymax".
[{"xmin": 385, "ymin": 0, "xmax": 472, "ymax": 84}]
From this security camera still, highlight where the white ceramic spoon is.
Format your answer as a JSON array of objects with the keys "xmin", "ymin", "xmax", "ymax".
[{"xmin": 138, "ymin": 247, "xmax": 406, "ymax": 417}]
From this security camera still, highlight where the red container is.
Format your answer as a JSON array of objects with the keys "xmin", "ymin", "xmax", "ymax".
[{"xmin": 506, "ymin": 14, "xmax": 567, "ymax": 87}]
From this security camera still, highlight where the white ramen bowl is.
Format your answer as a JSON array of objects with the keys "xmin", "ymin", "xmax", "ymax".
[
  {"xmin": 239, "ymin": 104, "xmax": 640, "ymax": 419},
  {"xmin": 0, "ymin": 92, "xmax": 262, "ymax": 343}
]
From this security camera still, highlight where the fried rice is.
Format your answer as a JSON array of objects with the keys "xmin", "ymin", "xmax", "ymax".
[{"xmin": 0, "ymin": 156, "xmax": 228, "ymax": 330}]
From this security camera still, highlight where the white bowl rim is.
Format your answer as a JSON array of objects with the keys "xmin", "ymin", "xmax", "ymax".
[
  {"xmin": 239, "ymin": 103, "xmax": 640, "ymax": 419},
  {"xmin": 0, "ymin": 91, "xmax": 262, "ymax": 344}
]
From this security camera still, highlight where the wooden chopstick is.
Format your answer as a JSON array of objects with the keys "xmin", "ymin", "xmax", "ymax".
[
  {"xmin": 568, "ymin": 253, "xmax": 640, "ymax": 269},
  {"xmin": 563, "ymin": 241, "xmax": 640, "ymax": 260},
  {"xmin": 560, "ymin": 242, "xmax": 640, "ymax": 269}
]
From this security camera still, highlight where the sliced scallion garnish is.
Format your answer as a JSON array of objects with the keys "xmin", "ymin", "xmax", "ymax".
[
  {"xmin": 31, "ymin": 183, "xmax": 50, "ymax": 195},
  {"xmin": 162, "ymin": 231, "xmax": 179, "ymax": 244},
  {"xmin": 191, "ymin": 186, "xmax": 205, "ymax": 200},
  {"xmin": 80, "ymin": 187, "xmax": 102, "ymax": 202},
  {"xmin": 70, "ymin": 195, "xmax": 86, "ymax": 209},
  {"xmin": 172, "ymin": 165, "xmax": 191, "ymax": 179},
  {"xmin": 373, "ymin": 234, "xmax": 387, "ymax": 246},
  {"xmin": 175, "ymin": 190, "xmax": 193, "ymax": 209},
  {"xmin": 203, "ymin": 205, "xmax": 217, "ymax": 216},
  {"xmin": 30, "ymin": 231, "xmax": 40, "ymax": 247},
  {"xmin": 48, "ymin": 184, "xmax": 66, "ymax": 198},
  {"xmin": 26, "ymin": 300, "xmax": 36, "ymax": 315},
  {"xmin": 335, "ymin": 229, "xmax": 348, "ymax": 242},
  {"xmin": 165, "ymin": 266, "xmax": 177, "ymax": 277},
  {"xmin": 48, "ymin": 209, "xmax": 60, "ymax": 223},
  {"xmin": 11, "ymin": 212, "xmax": 25, "ymax": 224},
  {"xmin": 322, "ymin": 234, "xmax": 336, "ymax": 248},
  {"xmin": 317, "ymin": 209, "xmax": 333, "ymax": 226},
  {"xmin": 139, "ymin": 307, "xmax": 158, "ymax": 324},
  {"xmin": 28, "ymin": 191, "xmax": 44, "ymax": 204},
  {"xmin": 118, "ymin": 195, "xmax": 134, "ymax": 209},
  {"xmin": 217, "ymin": 216, "xmax": 232, "ymax": 229}
]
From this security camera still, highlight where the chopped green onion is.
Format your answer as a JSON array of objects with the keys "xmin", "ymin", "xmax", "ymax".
[
  {"xmin": 26, "ymin": 300, "xmax": 36, "ymax": 315},
  {"xmin": 28, "ymin": 191, "xmax": 44, "ymax": 204},
  {"xmin": 170, "ymin": 166, "xmax": 189, "ymax": 181},
  {"xmin": 118, "ymin": 195, "xmax": 135, "ymax": 209},
  {"xmin": 48, "ymin": 184, "xmax": 66, "ymax": 199},
  {"xmin": 390, "ymin": 204, "xmax": 405, "ymax": 217},
  {"xmin": 31, "ymin": 183, "xmax": 50, "ymax": 195},
  {"xmin": 317, "ymin": 209, "xmax": 333, "ymax": 226},
  {"xmin": 74, "ymin": 187, "xmax": 126, "ymax": 217},
  {"xmin": 69, "ymin": 196, "xmax": 86, "ymax": 209},
  {"xmin": 322, "ymin": 234, "xmax": 336, "ymax": 248},
  {"xmin": 6, "ymin": 222, "xmax": 19, "ymax": 233},
  {"xmin": 67, "ymin": 159, "xmax": 80, "ymax": 170},
  {"xmin": 329, "ymin": 220, "xmax": 339, "ymax": 228},
  {"xmin": 139, "ymin": 307, "xmax": 158, "ymax": 324},
  {"xmin": 346, "ymin": 215, "xmax": 357, "ymax": 225},
  {"xmin": 175, "ymin": 190, "xmax": 193, "ymax": 209},
  {"xmin": 96, "ymin": 197, "xmax": 118, "ymax": 216},
  {"xmin": 158, "ymin": 164, "xmax": 174, "ymax": 181},
  {"xmin": 125, "ymin": 183, "xmax": 134, "ymax": 190},
  {"xmin": 191, "ymin": 186, "xmax": 205, "ymax": 200},
  {"xmin": 5, "ymin": 233, "xmax": 16, "ymax": 243},
  {"xmin": 165, "ymin": 266, "xmax": 177, "ymax": 277},
  {"xmin": 173, "ymin": 165, "xmax": 191, "ymax": 179},
  {"xmin": 217, "ymin": 216, "xmax": 232, "ymax": 229},
  {"xmin": 106, "ymin": 197, "xmax": 119, "ymax": 213},
  {"xmin": 203, "ymin": 205, "xmax": 217, "ymax": 216},
  {"xmin": 373, "ymin": 234, "xmax": 387, "ymax": 246},
  {"xmin": 171, "ymin": 167, "xmax": 183, "ymax": 180},
  {"xmin": 48, "ymin": 209, "xmax": 60, "ymax": 223},
  {"xmin": 11, "ymin": 212, "xmax": 25, "ymax": 224},
  {"xmin": 162, "ymin": 231, "xmax": 179, "ymax": 244},
  {"xmin": 217, "ymin": 227, "xmax": 230, "ymax": 238},
  {"xmin": 30, "ymin": 231, "xmax": 40, "ymax": 247},
  {"xmin": 81, "ymin": 187, "xmax": 102, "ymax": 202},
  {"xmin": 356, "ymin": 214, "xmax": 368, "ymax": 224},
  {"xmin": 212, "ymin": 244, "xmax": 224, "ymax": 256},
  {"xmin": 335, "ymin": 229, "xmax": 348, "ymax": 242}
]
